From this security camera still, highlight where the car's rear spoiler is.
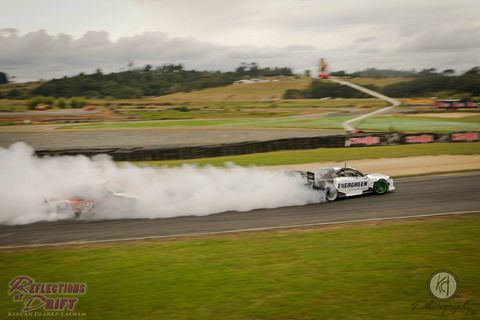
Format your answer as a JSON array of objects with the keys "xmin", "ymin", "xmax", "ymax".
[
  {"xmin": 293, "ymin": 170, "xmax": 315, "ymax": 183},
  {"xmin": 306, "ymin": 171, "xmax": 315, "ymax": 183}
]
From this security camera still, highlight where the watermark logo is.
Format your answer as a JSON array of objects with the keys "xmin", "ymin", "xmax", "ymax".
[
  {"xmin": 428, "ymin": 270, "xmax": 459, "ymax": 301},
  {"xmin": 411, "ymin": 270, "xmax": 479, "ymax": 319},
  {"xmin": 7, "ymin": 275, "xmax": 86, "ymax": 317}
]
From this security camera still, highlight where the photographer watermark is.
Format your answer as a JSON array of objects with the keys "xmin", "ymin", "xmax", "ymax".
[
  {"xmin": 411, "ymin": 270, "xmax": 479, "ymax": 319},
  {"xmin": 7, "ymin": 275, "xmax": 87, "ymax": 317},
  {"xmin": 429, "ymin": 270, "xmax": 459, "ymax": 301}
]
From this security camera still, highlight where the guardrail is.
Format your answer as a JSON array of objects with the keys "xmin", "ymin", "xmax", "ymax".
[{"xmin": 34, "ymin": 131, "xmax": 479, "ymax": 162}]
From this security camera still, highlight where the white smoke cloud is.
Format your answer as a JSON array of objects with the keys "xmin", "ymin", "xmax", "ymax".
[{"xmin": 0, "ymin": 143, "xmax": 322, "ymax": 225}]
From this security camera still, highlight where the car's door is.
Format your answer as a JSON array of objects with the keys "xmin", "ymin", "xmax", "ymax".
[{"xmin": 335, "ymin": 168, "xmax": 369, "ymax": 196}]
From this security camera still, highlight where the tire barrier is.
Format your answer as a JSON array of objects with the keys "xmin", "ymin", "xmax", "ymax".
[
  {"xmin": 35, "ymin": 131, "xmax": 479, "ymax": 161},
  {"xmin": 344, "ymin": 133, "xmax": 392, "ymax": 147},
  {"xmin": 450, "ymin": 132, "xmax": 479, "ymax": 142},
  {"xmin": 401, "ymin": 133, "xmax": 437, "ymax": 144},
  {"xmin": 35, "ymin": 135, "xmax": 346, "ymax": 161}
]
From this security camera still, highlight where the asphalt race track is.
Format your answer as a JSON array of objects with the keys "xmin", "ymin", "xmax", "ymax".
[{"xmin": 0, "ymin": 172, "xmax": 479, "ymax": 248}]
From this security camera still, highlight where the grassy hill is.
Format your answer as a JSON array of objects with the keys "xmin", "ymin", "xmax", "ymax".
[
  {"xmin": 154, "ymin": 77, "xmax": 310, "ymax": 101},
  {"xmin": 344, "ymin": 77, "xmax": 414, "ymax": 88},
  {"xmin": 0, "ymin": 81, "xmax": 44, "ymax": 99}
]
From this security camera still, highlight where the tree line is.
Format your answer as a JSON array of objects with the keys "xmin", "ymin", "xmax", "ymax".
[
  {"xmin": 284, "ymin": 67, "xmax": 480, "ymax": 99},
  {"xmin": 329, "ymin": 67, "xmax": 457, "ymax": 78},
  {"xmin": 0, "ymin": 63, "xmax": 293, "ymax": 99}
]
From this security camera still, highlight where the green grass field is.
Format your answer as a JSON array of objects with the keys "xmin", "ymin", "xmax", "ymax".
[
  {"xmin": 349, "ymin": 77, "xmax": 414, "ymax": 87},
  {"xmin": 64, "ymin": 113, "xmax": 480, "ymax": 132},
  {"xmin": 136, "ymin": 142, "xmax": 480, "ymax": 167},
  {"xmin": 1, "ymin": 215, "xmax": 479, "ymax": 319}
]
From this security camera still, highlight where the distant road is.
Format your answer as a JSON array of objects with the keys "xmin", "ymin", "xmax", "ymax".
[
  {"xmin": 329, "ymin": 78, "xmax": 401, "ymax": 132},
  {"xmin": 0, "ymin": 109, "xmax": 98, "ymax": 118},
  {"xmin": 1, "ymin": 172, "xmax": 478, "ymax": 248}
]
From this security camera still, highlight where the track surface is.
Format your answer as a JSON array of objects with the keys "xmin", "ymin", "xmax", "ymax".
[{"xmin": 0, "ymin": 173, "xmax": 479, "ymax": 247}]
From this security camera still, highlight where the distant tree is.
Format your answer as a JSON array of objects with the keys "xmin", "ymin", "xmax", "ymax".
[
  {"xmin": 70, "ymin": 97, "xmax": 88, "ymax": 108},
  {"xmin": 464, "ymin": 67, "xmax": 479, "ymax": 75},
  {"xmin": 6, "ymin": 88, "xmax": 21, "ymax": 99},
  {"xmin": 442, "ymin": 69, "xmax": 455, "ymax": 76},
  {"xmin": 418, "ymin": 68, "xmax": 437, "ymax": 76},
  {"xmin": 32, "ymin": 64, "xmax": 290, "ymax": 98},
  {"xmin": 350, "ymin": 68, "xmax": 417, "ymax": 78},
  {"xmin": 236, "ymin": 62, "xmax": 248, "ymax": 74},
  {"xmin": 27, "ymin": 96, "xmax": 55, "ymax": 109},
  {"xmin": 330, "ymin": 70, "xmax": 348, "ymax": 77},
  {"xmin": 304, "ymin": 70, "xmax": 311, "ymax": 77},
  {"xmin": 144, "ymin": 64, "xmax": 152, "ymax": 72},
  {"xmin": 305, "ymin": 80, "xmax": 370, "ymax": 98},
  {"xmin": 283, "ymin": 89, "xmax": 306, "ymax": 99},
  {"xmin": 0, "ymin": 72, "xmax": 8, "ymax": 84},
  {"xmin": 247, "ymin": 62, "xmax": 259, "ymax": 76},
  {"xmin": 56, "ymin": 98, "xmax": 67, "ymax": 108}
]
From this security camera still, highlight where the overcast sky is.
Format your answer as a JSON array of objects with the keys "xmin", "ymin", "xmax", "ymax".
[{"xmin": 1, "ymin": 0, "xmax": 479, "ymax": 81}]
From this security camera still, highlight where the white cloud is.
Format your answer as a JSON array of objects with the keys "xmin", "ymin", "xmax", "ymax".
[
  {"xmin": 399, "ymin": 26, "xmax": 480, "ymax": 52},
  {"xmin": 1, "ymin": 0, "xmax": 479, "ymax": 80}
]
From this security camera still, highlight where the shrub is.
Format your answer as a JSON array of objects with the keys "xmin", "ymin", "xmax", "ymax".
[
  {"xmin": 26, "ymin": 96, "xmax": 55, "ymax": 109},
  {"xmin": 56, "ymin": 98, "xmax": 67, "ymax": 108},
  {"xmin": 70, "ymin": 97, "xmax": 88, "ymax": 108}
]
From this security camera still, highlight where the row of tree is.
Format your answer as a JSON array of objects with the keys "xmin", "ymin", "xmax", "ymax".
[
  {"xmin": 285, "ymin": 67, "xmax": 480, "ymax": 99},
  {"xmin": 1, "ymin": 63, "xmax": 294, "ymax": 99},
  {"xmin": 235, "ymin": 62, "xmax": 293, "ymax": 77},
  {"xmin": 330, "ymin": 67, "xmax": 457, "ymax": 78},
  {"xmin": 283, "ymin": 81, "xmax": 371, "ymax": 99},
  {"xmin": 381, "ymin": 67, "xmax": 480, "ymax": 98},
  {"xmin": 26, "ymin": 96, "xmax": 88, "ymax": 109},
  {"xmin": 0, "ymin": 72, "xmax": 8, "ymax": 85}
]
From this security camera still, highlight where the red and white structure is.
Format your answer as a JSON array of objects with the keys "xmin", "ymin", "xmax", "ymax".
[{"xmin": 318, "ymin": 58, "xmax": 329, "ymax": 79}]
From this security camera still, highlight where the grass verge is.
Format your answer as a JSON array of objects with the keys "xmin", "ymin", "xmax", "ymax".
[
  {"xmin": 1, "ymin": 214, "xmax": 479, "ymax": 319},
  {"xmin": 133, "ymin": 142, "xmax": 480, "ymax": 167},
  {"xmin": 62, "ymin": 113, "xmax": 480, "ymax": 132}
]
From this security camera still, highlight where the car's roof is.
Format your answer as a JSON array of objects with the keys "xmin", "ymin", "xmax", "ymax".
[{"xmin": 313, "ymin": 166, "xmax": 360, "ymax": 172}]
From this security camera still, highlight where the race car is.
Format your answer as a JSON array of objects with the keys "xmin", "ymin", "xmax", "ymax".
[
  {"xmin": 45, "ymin": 183, "xmax": 137, "ymax": 217},
  {"xmin": 298, "ymin": 166, "xmax": 395, "ymax": 201}
]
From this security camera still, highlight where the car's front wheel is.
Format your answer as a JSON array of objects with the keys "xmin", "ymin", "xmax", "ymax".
[{"xmin": 373, "ymin": 179, "xmax": 389, "ymax": 195}]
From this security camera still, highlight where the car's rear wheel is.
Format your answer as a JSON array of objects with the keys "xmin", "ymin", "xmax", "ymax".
[
  {"xmin": 325, "ymin": 186, "xmax": 338, "ymax": 202},
  {"xmin": 373, "ymin": 179, "xmax": 388, "ymax": 195}
]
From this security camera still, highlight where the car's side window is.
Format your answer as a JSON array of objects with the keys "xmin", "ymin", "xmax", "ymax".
[
  {"xmin": 343, "ymin": 169, "xmax": 356, "ymax": 177},
  {"xmin": 342, "ymin": 169, "xmax": 363, "ymax": 177},
  {"xmin": 352, "ymin": 170, "xmax": 364, "ymax": 177}
]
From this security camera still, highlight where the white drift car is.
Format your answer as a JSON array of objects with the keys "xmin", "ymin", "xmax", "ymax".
[
  {"xmin": 299, "ymin": 167, "xmax": 395, "ymax": 201},
  {"xmin": 45, "ymin": 183, "xmax": 137, "ymax": 217}
]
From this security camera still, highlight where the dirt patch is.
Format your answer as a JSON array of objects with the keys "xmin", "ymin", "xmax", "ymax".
[{"xmin": 267, "ymin": 155, "xmax": 480, "ymax": 177}]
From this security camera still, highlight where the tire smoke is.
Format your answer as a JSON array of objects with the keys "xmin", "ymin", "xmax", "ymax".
[{"xmin": 0, "ymin": 143, "xmax": 323, "ymax": 225}]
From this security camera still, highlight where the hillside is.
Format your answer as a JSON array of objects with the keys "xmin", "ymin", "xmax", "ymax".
[
  {"xmin": 0, "ymin": 64, "xmax": 294, "ymax": 99},
  {"xmin": 155, "ymin": 77, "xmax": 310, "ymax": 101},
  {"xmin": 349, "ymin": 77, "xmax": 414, "ymax": 88},
  {"xmin": 0, "ymin": 81, "xmax": 44, "ymax": 99}
]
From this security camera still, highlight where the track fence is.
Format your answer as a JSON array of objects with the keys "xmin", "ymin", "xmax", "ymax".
[{"xmin": 35, "ymin": 131, "xmax": 479, "ymax": 161}]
